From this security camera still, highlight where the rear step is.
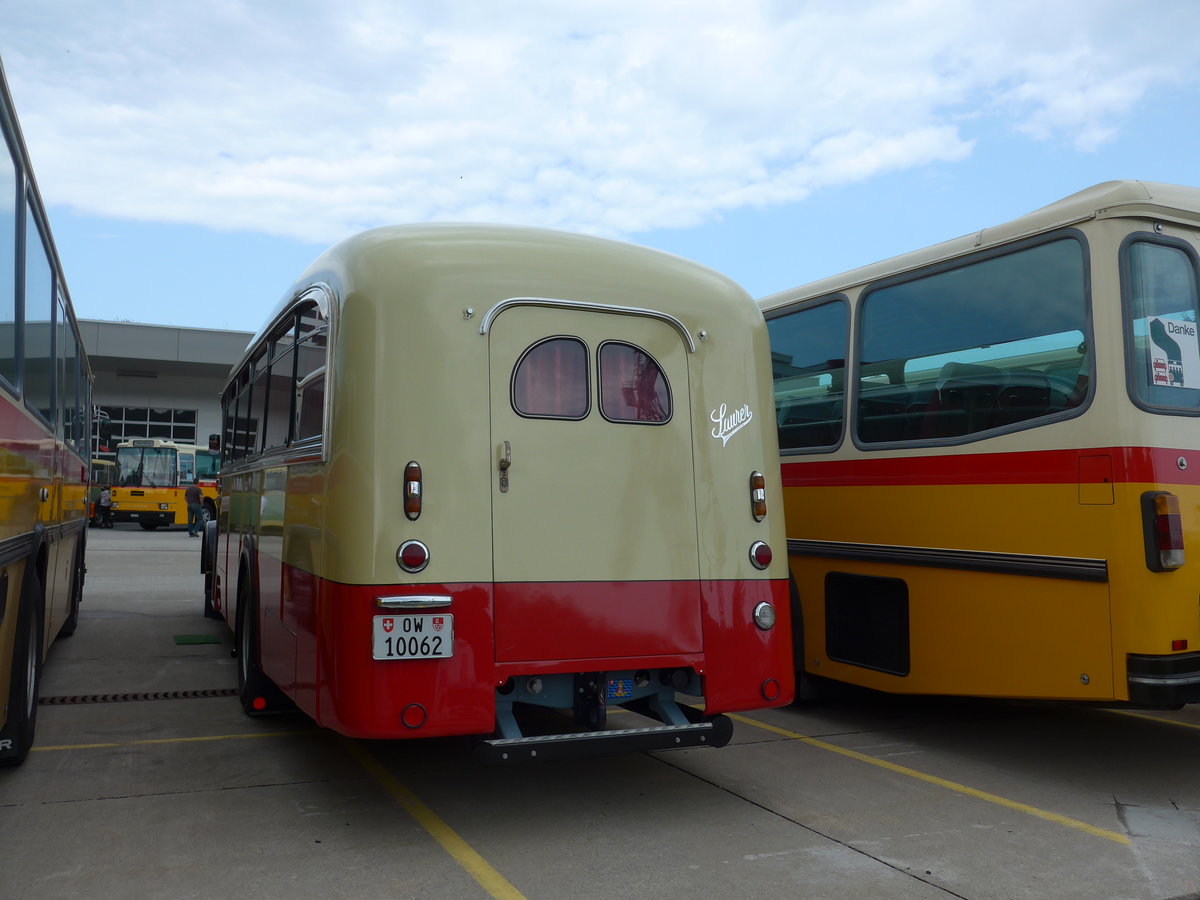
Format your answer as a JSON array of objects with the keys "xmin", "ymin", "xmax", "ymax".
[{"xmin": 475, "ymin": 715, "xmax": 733, "ymax": 764}]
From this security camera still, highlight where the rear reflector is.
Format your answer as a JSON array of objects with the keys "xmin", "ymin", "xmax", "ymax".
[
  {"xmin": 749, "ymin": 541, "xmax": 772, "ymax": 570},
  {"xmin": 1142, "ymin": 491, "xmax": 1185, "ymax": 571},
  {"xmin": 397, "ymin": 540, "xmax": 430, "ymax": 574}
]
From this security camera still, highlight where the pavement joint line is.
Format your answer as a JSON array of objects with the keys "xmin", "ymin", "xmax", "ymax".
[
  {"xmin": 727, "ymin": 712, "xmax": 1132, "ymax": 847},
  {"xmin": 336, "ymin": 736, "xmax": 526, "ymax": 900},
  {"xmin": 31, "ymin": 730, "xmax": 316, "ymax": 752}
]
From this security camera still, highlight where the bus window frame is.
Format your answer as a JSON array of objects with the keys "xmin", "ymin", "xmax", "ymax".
[
  {"xmin": 221, "ymin": 285, "xmax": 333, "ymax": 471},
  {"xmin": 764, "ymin": 294, "xmax": 850, "ymax": 456},
  {"xmin": 596, "ymin": 340, "xmax": 673, "ymax": 426},
  {"xmin": 850, "ymin": 230, "xmax": 1096, "ymax": 452},
  {"xmin": 1119, "ymin": 231, "xmax": 1200, "ymax": 418}
]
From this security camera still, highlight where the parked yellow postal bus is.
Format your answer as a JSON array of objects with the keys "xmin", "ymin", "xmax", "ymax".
[
  {"xmin": 87, "ymin": 458, "xmax": 115, "ymax": 525},
  {"xmin": 760, "ymin": 180, "xmax": 1200, "ymax": 707},
  {"xmin": 0, "ymin": 59, "xmax": 92, "ymax": 766},
  {"xmin": 202, "ymin": 223, "xmax": 792, "ymax": 761},
  {"xmin": 111, "ymin": 438, "xmax": 219, "ymax": 530}
]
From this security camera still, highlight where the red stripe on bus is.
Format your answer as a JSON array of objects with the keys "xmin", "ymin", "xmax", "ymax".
[{"xmin": 781, "ymin": 447, "xmax": 1200, "ymax": 488}]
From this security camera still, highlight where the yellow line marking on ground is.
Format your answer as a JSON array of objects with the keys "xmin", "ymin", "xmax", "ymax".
[
  {"xmin": 728, "ymin": 712, "xmax": 1131, "ymax": 846},
  {"xmin": 32, "ymin": 730, "xmax": 314, "ymax": 752},
  {"xmin": 1110, "ymin": 709, "xmax": 1200, "ymax": 733},
  {"xmin": 337, "ymin": 737, "xmax": 526, "ymax": 900}
]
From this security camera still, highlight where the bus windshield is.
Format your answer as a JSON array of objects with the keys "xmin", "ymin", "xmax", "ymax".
[
  {"xmin": 196, "ymin": 449, "xmax": 221, "ymax": 478},
  {"xmin": 117, "ymin": 446, "xmax": 178, "ymax": 487}
]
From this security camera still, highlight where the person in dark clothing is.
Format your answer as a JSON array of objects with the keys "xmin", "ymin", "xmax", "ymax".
[
  {"xmin": 185, "ymin": 482, "xmax": 203, "ymax": 537},
  {"xmin": 99, "ymin": 487, "xmax": 113, "ymax": 528}
]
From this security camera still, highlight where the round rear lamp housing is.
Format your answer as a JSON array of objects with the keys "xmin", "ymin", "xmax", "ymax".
[{"xmin": 397, "ymin": 540, "xmax": 430, "ymax": 573}]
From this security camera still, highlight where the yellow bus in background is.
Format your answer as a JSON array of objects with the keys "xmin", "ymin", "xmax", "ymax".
[
  {"xmin": 760, "ymin": 181, "xmax": 1200, "ymax": 707},
  {"xmin": 88, "ymin": 458, "xmax": 115, "ymax": 525},
  {"xmin": 112, "ymin": 439, "xmax": 219, "ymax": 530},
  {"xmin": 0, "ymin": 60, "xmax": 93, "ymax": 766}
]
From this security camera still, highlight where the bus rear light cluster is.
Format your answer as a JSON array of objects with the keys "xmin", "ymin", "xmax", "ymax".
[
  {"xmin": 1142, "ymin": 491, "xmax": 1185, "ymax": 572},
  {"xmin": 403, "ymin": 461, "xmax": 422, "ymax": 521},
  {"xmin": 750, "ymin": 471, "xmax": 767, "ymax": 521},
  {"xmin": 397, "ymin": 540, "xmax": 430, "ymax": 574},
  {"xmin": 749, "ymin": 541, "xmax": 772, "ymax": 570}
]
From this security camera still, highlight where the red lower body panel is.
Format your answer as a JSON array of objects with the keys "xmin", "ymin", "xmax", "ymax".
[{"xmin": 270, "ymin": 570, "xmax": 793, "ymax": 740}]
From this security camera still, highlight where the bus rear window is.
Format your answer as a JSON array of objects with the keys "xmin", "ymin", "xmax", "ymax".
[
  {"xmin": 1123, "ymin": 238, "xmax": 1200, "ymax": 414},
  {"xmin": 512, "ymin": 337, "xmax": 589, "ymax": 419},
  {"xmin": 598, "ymin": 342, "xmax": 670, "ymax": 423}
]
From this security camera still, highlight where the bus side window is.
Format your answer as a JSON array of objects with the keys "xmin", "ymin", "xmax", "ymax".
[
  {"xmin": 1124, "ymin": 239, "xmax": 1200, "ymax": 412},
  {"xmin": 858, "ymin": 237, "xmax": 1087, "ymax": 444},
  {"xmin": 296, "ymin": 369, "xmax": 325, "ymax": 440},
  {"xmin": 766, "ymin": 298, "xmax": 847, "ymax": 450}
]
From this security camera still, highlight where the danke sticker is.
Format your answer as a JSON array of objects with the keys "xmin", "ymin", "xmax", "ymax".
[{"xmin": 710, "ymin": 402, "xmax": 753, "ymax": 446}]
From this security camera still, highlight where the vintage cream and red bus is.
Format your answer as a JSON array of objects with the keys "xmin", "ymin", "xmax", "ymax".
[
  {"xmin": 0, "ymin": 60, "xmax": 92, "ymax": 766},
  {"xmin": 760, "ymin": 180, "xmax": 1200, "ymax": 707},
  {"xmin": 202, "ymin": 224, "xmax": 792, "ymax": 760}
]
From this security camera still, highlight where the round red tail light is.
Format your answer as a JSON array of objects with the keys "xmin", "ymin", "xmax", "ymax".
[
  {"xmin": 749, "ymin": 541, "xmax": 772, "ymax": 570},
  {"xmin": 397, "ymin": 540, "xmax": 430, "ymax": 573}
]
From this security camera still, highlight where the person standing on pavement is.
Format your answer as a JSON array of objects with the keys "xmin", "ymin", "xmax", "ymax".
[
  {"xmin": 99, "ymin": 486, "xmax": 113, "ymax": 528},
  {"xmin": 185, "ymin": 481, "xmax": 203, "ymax": 537}
]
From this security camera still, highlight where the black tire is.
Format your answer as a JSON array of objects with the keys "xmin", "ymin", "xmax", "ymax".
[
  {"xmin": 202, "ymin": 521, "xmax": 221, "ymax": 619},
  {"xmin": 234, "ymin": 568, "xmax": 289, "ymax": 716},
  {"xmin": 58, "ymin": 541, "xmax": 85, "ymax": 638},
  {"xmin": 0, "ymin": 567, "xmax": 44, "ymax": 767},
  {"xmin": 139, "ymin": 521, "xmax": 159, "ymax": 531}
]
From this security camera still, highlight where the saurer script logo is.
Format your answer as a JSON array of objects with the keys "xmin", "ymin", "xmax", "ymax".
[{"xmin": 710, "ymin": 402, "xmax": 753, "ymax": 447}]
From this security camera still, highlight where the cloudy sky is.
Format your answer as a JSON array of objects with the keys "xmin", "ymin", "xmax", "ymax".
[{"xmin": 4, "ymin": 1, "xmax": 1200, "ymax": 332}]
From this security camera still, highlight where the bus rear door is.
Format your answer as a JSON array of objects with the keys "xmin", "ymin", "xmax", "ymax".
[{"xmin": 487, "ymin": 304, "xmax": 702, "ymax": 664}]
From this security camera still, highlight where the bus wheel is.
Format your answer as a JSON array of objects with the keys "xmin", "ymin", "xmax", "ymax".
[
  {"xmin": 0, "ymin": 568, "xmax": 44, "ymax": 767},
  {"xmin": 235, "ymin": 575, "xmax": 288, "ymax": 716},
  {"xmin": 58, "ymin": 542, "xmax": 85, "ymax": 637},
  {"xmin": 139, "ymin": 522, "xmax": 159, "ymax": 531},
  {"xmin": 201, "ymin": 502, "xmax": 215, "ymax": 529}
]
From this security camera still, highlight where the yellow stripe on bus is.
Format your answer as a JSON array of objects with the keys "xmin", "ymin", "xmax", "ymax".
[
  {"xmin": 337, "ymin": 736, "xmax": 526, "ymax": 900},
  {"xmin": 727, "ymin": 713, "xmax": 1131, "ymax": 846}
]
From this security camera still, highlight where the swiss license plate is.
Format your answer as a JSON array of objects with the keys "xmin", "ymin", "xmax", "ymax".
[{"xmin": 372, "ymin": 614, "xmax": 454, "ymax": 660}]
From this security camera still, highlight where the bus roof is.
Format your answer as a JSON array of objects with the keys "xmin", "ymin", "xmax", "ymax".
[
  {"xmin": 237, "ymin": 223, "xmax": 751, "ymax": 375},
  {"xmin": 759, "ymin": 180, "xmax": 1200, "ymax": 310}
]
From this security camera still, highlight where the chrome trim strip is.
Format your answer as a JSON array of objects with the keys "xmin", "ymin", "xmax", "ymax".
[
  {"xmin": 375, "ymin": 595, "xmax": 453, "ymax": 609},
  {"xmin": 788, "ymin": 538, "xmax": 1109, "ymax": 583},
  {"xmin": 479, "ymin": 297, "xmax": 697, "ymax": 352},
  {"xmin": 0, "ymin": 532, "xmax": 38, "ymax": 568},
  {"xmin": 1128, "ymin": 673, "xmax": 1200, "ymax": 686}
]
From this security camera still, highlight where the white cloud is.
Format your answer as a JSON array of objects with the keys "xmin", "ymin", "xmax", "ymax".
[{"xmin": 3, "ymin": 0, "xmax": 1198, "ymax": 244}]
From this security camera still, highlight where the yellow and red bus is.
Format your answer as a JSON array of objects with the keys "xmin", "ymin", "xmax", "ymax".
[
  {"xmin": 111, "ymin": 438, "xmax": 219, "ymax": 530},
  {"xmin": 202, "ymin": 223, "xmax": 792, "ymax": 760},
  {"xmin": 0, "ymin": 60, "xmax": 93, "ymax": 766},
  {"xmin": 760, "ymin": 180, "xmax": 1200, "ymax": 707}
]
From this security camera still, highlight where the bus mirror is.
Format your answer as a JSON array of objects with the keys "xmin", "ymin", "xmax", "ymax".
[{"xmin": 209, "ymin": 433, "xmax": 221, "ymax": 451}]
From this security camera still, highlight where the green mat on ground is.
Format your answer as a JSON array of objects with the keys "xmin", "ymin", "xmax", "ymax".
[{"xmin": 173, "ymin": 634, "xmax": 221, "ymax": 645}]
